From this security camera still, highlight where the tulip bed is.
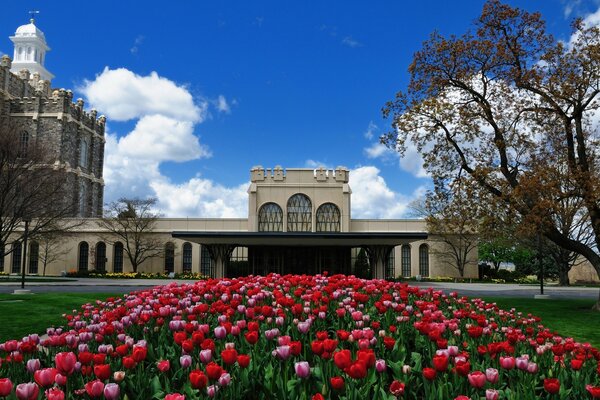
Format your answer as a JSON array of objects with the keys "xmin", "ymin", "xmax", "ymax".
[{"xmin": 0, "ymin": 274, "xmax": 599, "ymax": 399}]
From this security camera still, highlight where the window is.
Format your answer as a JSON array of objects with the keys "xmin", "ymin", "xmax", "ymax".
[
  {"xmin": 78, "ymin": 242, "xmax": 89, "ymax": 272},
  {"xmin": 19, "ymin": 131, "xmax": 29, "ymax": 157},
  {"xmin": 401, "ymin": 245, "xmax": 411, "ymax": 277},
  {"xmin": 182, "ymin": 242, "xmax": 192, "ymax": 273},
  {"xmin": 258, "ymin": 203, "xmax": 283, "ymax": 232},
  {"xmin": 200, "ymin": 245, "xmax": 214, "ymax": 278},
  {"xmin": 385, "ymin": 248, "xmax": 395, "ymax": 280},
  {"xmin": 79, "ymin": 181, "xmax": 87, "ymax": 217},
  {"xmin": 79, "ymin": 137, "xmax": 89, "ymax": 168},
  {"xmin": 29, "ymin": 241, "xmax": 39, "ymax": 274},
  {"xmin": 287, "ymin": 194, "xmax": 312, "ymax": 232},
  {"xmin": 96, "ymin": 242, "xmax": 106, "ymax": 272},
  {"xmin": 164, "ymin": 243, "xmax": 175, "ymax": 273},
  {"xmin": 419, "ymin": 244, "xmax": 429, "ymax": 277},
  {"xmin": 113, "ymin": 242, "xmax": 124, "ymax": 273},
  {"xmin": 11, "ymin": 242, "xmax": 22, "ymax": 274},
  {"xmin": 316, "ymin": 203, "xmax": 341, "ymax": 232},
  {"xmin": 0, "ymin": 245, "xmax": 4, "ymax": 272}
]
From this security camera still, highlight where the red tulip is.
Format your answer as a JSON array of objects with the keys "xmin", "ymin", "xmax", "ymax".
[
  {"xmin": 45, "ymin": 387, "xmax": 65, "ymax": 400},
  {"xmin": 333, "ymin": 349, "xmax": 352, "ymax": 370},
  {"xmin": 330, "ymin": 376, "xmax": 345, "ymax": 391},
  {"xmin": 132, "ymin": 346, "xmax": 147, "ymax": 362},
  {"xmin": 237, "ymin": 354, "xmax": 250, "ymax": 368},
  {"xmin": 123, "ymin": 356, "xmax": 136, "ymax": 369},
  {"xmin": 544, "ymin": 378, "xmax": 560, "ymax": 395},
  {"xmin": 157, "ymin": 360, "xmax": 171, "ymax": 372},
  {"xmin": 221, "ymin": 349, "xmax": 238, "ymax": 365},
  {"xmin": 0, "ymin": 378, "xmax": 13, "ymax": 397},
  {"xmin": 570, "ymin": 358, "xmax": 583, "ymax": 370},
  {"xmin": 586, "ymin": 385, "xmax": 600, "ymax": 399},
  {"xmin": 94, "ymin": 364, "xmax": 111, "ymax": 381},
  {"xmin": 206, "ymin": 362, "xmax": 223, "ymax": 380},
  {"xmin": 312, "ymin": 394, "xmax": 325, "ymax": 400},
  {"xmin": 85, "ymin": 380, "xmax": 105, "ymax": 398},
  {"xmin": 345, "ymin": 361, "xmax": 367, "ymax": 379},
  {"xmin": 468, "ymin": 371, "xmax": 486, "ymax": 389},
  {"xmin": 432, "ymin": 355, "xmax": 448, "ymax": 372},
  {"xmin": 54, "ymin": 374, "xmax": 67, "ymax": 386},
  {"xmin": 389, "ymin": 380, "xmax": 405, "ymax": 396},
  {"xmin": 455, "ymin": 360, "xmax": 470, "ymax": 376},
  {"xmin": 15, "ymin": 383, "xmax": 39, "ymax": 400},
  {"xmin": 499, "ymin": 356, "xmax": 515, "ymax": 370},
  {"xmin": 423, "ymin": 367, "xmax": 436, "ymax": 380},
  {"xmin": 54, "ymin": 352, "xmax": 76, "ymax": 375},
  {"xmin": 244, "ymin": 331, "xmax": 258, "ymax": 345},
  {"xmin": 165, "ymin": 394, "xmax": 185, "ymax": 400},
  {"xmin": 189, "ymin": 370, "xmax": 208, "ymax": 389},
  {"xmin": 34, "ymin": 368, "xmax": 57, "ymax": 388}
]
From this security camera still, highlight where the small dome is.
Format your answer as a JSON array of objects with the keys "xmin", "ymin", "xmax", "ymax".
[{"xmin": 15, "ymin": 20, "xmax": 46, "ymax": 41}]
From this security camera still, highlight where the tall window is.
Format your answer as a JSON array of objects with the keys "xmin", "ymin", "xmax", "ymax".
[
  {"xmin": 164, "ymin": 242, "xmax": 175, "ymax": 273},
  {"xmin": 79, "ymin": 181, "xmax": 87, "ymax": 217},
  {"xmin": 113, "ymin": 242, "xmax": 124, "ymax": 273},
  {"xmin": 316, "ymin": 203, "xmax": 341, "ymax": 232},
  {"xmin": 385, "ymin": 249, "xmax": 395, "ymax": 280},
  {"xmin": 182, "ymin": 242, "xmax": 192, "ymax": 273},
  {"xmin": 79, "ymin": 137, "xmax": 89, "ymax": 168},
  {"xmin": 96, "ymin": 242, "xmax": 106, "ymax": 272},
  {"xmin": 11, "ymin": 242, "xmax": 22, "ymax": 274},
  {"xmin": 287, "ymin": 194, "xmax": 312, "ymax": 232},
  {"xmin": 78, "ymin": 242, "xmax": 89, "ymax": 272},
  {"xmin": 19, "ymin": 131, "xmax": 29, "ymax": 157},
  {"xmin": 419, "ymin": 244, "xmax": 429, "ymax": 277},
  {"xmin": 200, "ymin": 245, "xmax": 214, "ymax": 278},
  {"xmin": 401, "ymin": 245, "xmax": 411, "ymax": 277},
  {"xmin": 258, "ymin": 203, "xmax": 283, "ymax": 232},
  {"xmin": 29, "ymin": 241, "xmax": 39, "ymax": 274},
  {"xmin": 0, "ymin": 245, "xmax": 4, "ymax": 272}
]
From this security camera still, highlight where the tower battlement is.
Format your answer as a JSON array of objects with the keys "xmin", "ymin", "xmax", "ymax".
[{"xmin": 250, "ymin": 165, "xmax": 349, "ymax": 184}]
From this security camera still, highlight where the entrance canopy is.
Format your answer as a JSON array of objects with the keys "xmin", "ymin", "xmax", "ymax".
[{"xmin": 171, "ymin": 231, "xmax": 428, "ymax": 279}]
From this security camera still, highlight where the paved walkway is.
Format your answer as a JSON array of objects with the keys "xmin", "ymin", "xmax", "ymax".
[{"xmin": 0, "ymin": 277, "xmax": 598, "ymax": 299}]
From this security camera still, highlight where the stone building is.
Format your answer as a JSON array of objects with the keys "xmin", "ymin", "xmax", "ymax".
[{"xmin": 0, "ymin": 18, "xmax": 105, "ymax": 218}]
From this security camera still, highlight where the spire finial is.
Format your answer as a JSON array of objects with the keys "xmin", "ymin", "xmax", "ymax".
[{"xmin": 28, "ymin": 10, "xmax": 39, "ymax": 24}]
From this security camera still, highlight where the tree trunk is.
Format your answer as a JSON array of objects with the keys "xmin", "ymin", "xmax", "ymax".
[
  {"xmin": 593, "ymin": 289, "xmax": 600, "ymax": 312},
  {"xmin": 557, "ymin": 266, "xmax": 570, "ymax": 286}
]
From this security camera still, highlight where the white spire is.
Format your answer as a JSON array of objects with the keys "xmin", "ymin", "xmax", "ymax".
[{"xmin": 9, "ymin": 17, "xmax": 54, "ymax": 82}]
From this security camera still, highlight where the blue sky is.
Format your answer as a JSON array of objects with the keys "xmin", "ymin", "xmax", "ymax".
[{"xmin": 1, "ymin": 1, "xmax": 597, "ymax": 218}]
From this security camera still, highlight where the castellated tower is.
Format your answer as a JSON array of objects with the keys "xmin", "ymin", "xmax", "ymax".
[{"xmin": 0, "ymin": 19, "xmax": 105, "ymax": 217}]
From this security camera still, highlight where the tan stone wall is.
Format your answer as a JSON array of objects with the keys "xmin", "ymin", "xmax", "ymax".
[{"xmin": 569, "ymin": 260, "xmax": 600, "ymax": 283}]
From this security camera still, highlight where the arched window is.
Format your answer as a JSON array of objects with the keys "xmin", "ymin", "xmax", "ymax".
[
  {"xmin": 401, "ymin": 245, "xmax": 411, "ymax": 277},
  {"xmin": 78, "ymin": 242, "xmax": 89, "ymax": 272},
  {"xmin": 29, "ymin": 241, "xmax": 39, "ymax": 274},
  {"xmin": 19, "ymin": 131, "xmax": 29, "ymax": 157},
  {"xmin": 164, "ymin": 242, "xmax": 175, "ymax": 273},
  {"xmin": 96, "ymin": 242, "xmax": 106, "ymax": 272},
  {"xmin": 113, "ymin": 242, "xmax": 124, "ymax": 273},
  {"xmin": 11, "ymin": 242, "xmax": 22, "ymax": 274},
  {"xmin": 258, "ymin": 203, "xmax": 283, "ymax": 232},
  {"xmin": 79, "ymin": 137, "xmax": 89, "ymax": 168},
  {"xmin": 182, "ymin": 242, "xmax": 192, "ymax": 273},
  {"xmin": 287, "ymin": 194, "xmax": 312, "ymax": 232},
  {"xmin": 419, "ymin": 244, "xmax": 429, "ymax": 277},
  {"xmin": 316, "ymin": 203, "xmax": 341, "ymax": 232}
]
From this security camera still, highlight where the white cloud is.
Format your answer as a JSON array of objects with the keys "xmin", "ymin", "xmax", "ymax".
[
  {"xmin": 79, "ymin": 68, "xmax": 248, "ymax": 217},
  {"xmin": 80, "ymin": 68, "xmax": 205, "ymax": 122},
  {"xmin": 215, "ymin": 95, "xmax": 231, "ymax": 113},
  {"xmin": 130, "ymin": 35, "xmax": 144, "ymax": 55},
  {"xmin": 364, "ymin": 121, "xmax": 377, "ymax": 139},
  {"xmin": 342, "ymin": 36, "xmax": 363, "ymax": 48},
  {"xmin": 364, "ymin": 142, "xmax": 389, "ymax": 159},
  {"xmin": 400, "ymin": 142, "xmax": 429, "ymax": 178},
  {"xmin": 304, "ymin": 159, "xmax": 333, "ymax": 169},
  {"xmin": 349, "ymin": 166, "xmax": 427, "ymax": 218}
]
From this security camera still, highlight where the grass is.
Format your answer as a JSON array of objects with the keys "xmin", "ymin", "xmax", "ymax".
[
  {"xmin": 483, "ymin": 297, "xmax": 600, "ymax": 348},
  {"xmin": 0, "ymin": 292, "xmax": 121, "ymax": 342}
]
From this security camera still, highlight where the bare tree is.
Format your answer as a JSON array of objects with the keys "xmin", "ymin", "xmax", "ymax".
[
  {"xmin": 36, "ymin": 230, "xmax": 70, "ymax": 276},
  {"xmin": 98, "ymin": 198, "xmax": 163, "ymax": 273},
  {"xmin": 0, "ymin": 119, "xmax": 78, "ymax": 266}
]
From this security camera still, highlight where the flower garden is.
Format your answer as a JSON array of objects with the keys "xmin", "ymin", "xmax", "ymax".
[{"xmin": 0, "ymin": 273, "xmax": 599, "ymax": 399}]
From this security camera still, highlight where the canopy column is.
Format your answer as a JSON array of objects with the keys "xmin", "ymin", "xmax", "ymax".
[
  {"xmin": 205, "ymin": 244, "xmax": 234, "ymax": 279},
  {"xmin": 366, "ymin": 245, "xmax": 394, "ymax": 280}
]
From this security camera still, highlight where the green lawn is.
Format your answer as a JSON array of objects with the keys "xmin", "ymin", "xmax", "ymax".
[
  {"xmin": 483, "ymin": 297, "xmax": 600, "ymax": 348},
  {"xmin": 0, "ymin": 293, "xmax": 121, "ymax": 342}
]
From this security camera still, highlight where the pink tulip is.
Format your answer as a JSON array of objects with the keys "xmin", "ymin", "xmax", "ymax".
[
  {"xmin": 485, "ymin": 368, "xmax": 499, "ymax": 384},
  {"xmin": 113, "ymin": 371, "xmax": 125, "ymax": 383},
  {"xmin": 15, "ymin": 383, "xmax": 39, "ymax": 400},
  {"xmin": 218, "ymin": 373, "xmax": 231, "ymax": 386},
  {"xmin": 486, "ymin": 389, "xmax": 499, "ymax": 400},
  {"xmin": 104, "ymin": 383, "xmax": 120, "ymax": 400},
  {"xmin": 375, "ymin": 359, "xmax": 386, "ymax": 373},
  {"xmin": 26, "ymin": 358, "xmax": 40, "ymax": 373},
  {"xmin": 468, "ymin": 371, "xmax": 486, "ymax": 389},
  {"xmin": 85, "ymin": 380, "xmax": 104, "ymax": 398},
  {"xmin": 527, "ymin": 362, "xmax": 538, "ymax": 374},
  {"xmin": 180, "ymin": 355, "xmax": 192, "ymax": 368},
  {"xmin": 206, "ymin": 385, "xmax": 218, "ymax": 397},
  {"xmin": 200, "ymin": 349, "xmax": 212, "ymax": 364},
  {"xmin": 54, "ymin": 352, "xmax": 77, "ymax": 376},
  {"xmin": 54, "ymin": 374, "xmax": 67, "ymax": 386},
  {"xmin": 294, "ymin": 361, "xmax": 311, "ymax": 379},
  {"xmin": 0, "ymin": 378, "xmax": 13, "ymax": 397},
  {"xmin": 274, "ymin": 345, "xmax": 291, "ymax": 360},
  {"xmin": 214, "ymin": 326, "xmax": 226, "ymax": 339},
  {"xmin": 499, "ymin": 356, "xmax": 515, "ymax": 370},
  {"xmin": 164, "ymin": 394, "xmax": 185, "ymax": 400},
  {"xmin": 516, "ymin": 356, "xmax": 529, "ymax": 370},
  {"xmin": 45, "ymin": 387, "xmax": 65, "ymax": 400},
  {"xmin": 34, "ymin": 368, "xmax": 57, "ymax": 388}
]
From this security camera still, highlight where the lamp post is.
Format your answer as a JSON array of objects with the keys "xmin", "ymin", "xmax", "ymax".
[
  {"xmin": 537, "ymin": 232, "xmax": 544, "ymax": 296},
  {"xmin": 20, "ymin": 216, "xmax": 31, "ymax": 290}
]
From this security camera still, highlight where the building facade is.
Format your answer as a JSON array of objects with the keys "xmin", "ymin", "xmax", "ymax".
[{"xmin": 0, "ymin": 19, "xmax": 105, "ymax": 218}]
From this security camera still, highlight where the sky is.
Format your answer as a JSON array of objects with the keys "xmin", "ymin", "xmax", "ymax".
[{"xmin": 1, "ymin": 0, "xmax": 598, "ymax": 219}]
